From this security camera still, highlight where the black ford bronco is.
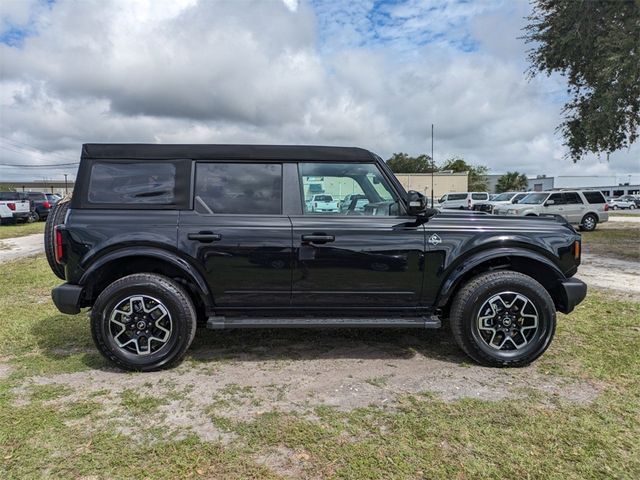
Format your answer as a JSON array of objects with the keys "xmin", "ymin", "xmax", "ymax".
[{"xmin": 48, "ymin": 144, "xmax": 587, "ymax": 371}]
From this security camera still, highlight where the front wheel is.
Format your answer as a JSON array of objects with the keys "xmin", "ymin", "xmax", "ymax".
[
  {"xmin": 91, "ymin": 273, "xmax": 197, "ymax": 371},
  {"xmin": 449, "ymin": 271, "xmax": 556, "ymax": 367}
]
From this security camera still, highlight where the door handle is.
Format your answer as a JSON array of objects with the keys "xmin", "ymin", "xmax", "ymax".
[
  {"xmin": 188, "ymin": 231, "xmax": 221, "ymax": 243},
  {"xmin": 301, "ymin": 234, "xmax": 335, "ymax": 244}
]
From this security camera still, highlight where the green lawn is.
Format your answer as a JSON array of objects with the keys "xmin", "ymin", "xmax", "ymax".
[
  {"xmin": 0, "ymin": 256, "xmax": 639, "ymax": 479},
  {"xmin": 0, "ymin": 221, "xmax": 45, "ymax": 240},
  {"xmin": 582, "ymin": 222, "xmax": 640, "ymax": 261}
]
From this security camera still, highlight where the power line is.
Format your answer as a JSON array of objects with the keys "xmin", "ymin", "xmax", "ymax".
[{"xmin": 0, "ymin": 162, "xmax": 79, "ymax": 167}]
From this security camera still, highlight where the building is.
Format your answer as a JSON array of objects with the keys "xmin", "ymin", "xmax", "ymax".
[
  {"xmin": 0, "ymin": 180, "xmax": 75, "ymax": 196},
  {"xmin": 527, "ymin": 175, "xmax": 554, "ymax": 192},
  {"xmin": 527, "ymin": 174, "xmax": 640, "ymax": 196},
  {"xmin": 394, "ymin": 172, "xmax": 468, "ymax": 199}
]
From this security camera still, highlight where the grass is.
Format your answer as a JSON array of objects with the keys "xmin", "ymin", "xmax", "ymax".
[
  {"xmin": 582, "ymin": 222, "xmax": 640, "ymax": 261},
  {"xmin": 0, "ymin": 221, "xmax": 45, "ymax": 240},
  {"xmin": 0, "ymin": 255, "xmax": 639, "ymax": 478}
]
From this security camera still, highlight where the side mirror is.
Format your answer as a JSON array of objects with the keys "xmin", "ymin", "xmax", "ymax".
[
  {"xmin": 406, "ymin": 190, "xmax": 427, "ymax": 215},
  {"xmin": 545, "ymin": 199, "xmax": 555, "ymax": 206}
]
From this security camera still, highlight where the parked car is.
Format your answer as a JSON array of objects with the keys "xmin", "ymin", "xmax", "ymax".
[
  {"xmin": 438, "ymin": 192, "xmax": 489, "ymax": 210},
  {"xmin": 607, "ymin": 197, "xmax": 636, "ymax": 210},
  {"xmin": 617, "ymin": 195, "xmax": 640, "ymax": 207},
  {"xmin": 49, "ymin": 143, "xmax": 587, "ymax": 371},
  {"xmin": 0, "ymin": 191, "xmax": 32, "ymax": 223},
  {"xmin": 494, "ymin": 190, "xmax": 608, "ymax": 231},
  {"xmin": 46, "ymin": 193, "xmax": 62, "ymax": 206},
  {"xmin": 339, "ymin": 194, "xmax": 369, "ymax": 213},
  {"xmin": 25, "ymin": 191, "xmax": 54, "ymax": 221},
  {"xmin": 473, "ymin": 191, "xmax": 532, "ymax": 213},
  {"xmin": 0, "ymin": 202, "xmax": 13, "ymax": 224},
  {"xmin": 306, "ymin": 194, "xmax": 340, "ymax": 213}
]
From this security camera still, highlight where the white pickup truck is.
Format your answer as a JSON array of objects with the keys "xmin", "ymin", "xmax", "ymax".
[
  {"xmin": 0, "ymin": 192, "xmax": 32, "ymax": 224},
  {"xmin": 306, "ymin": 194, "xmax": 340, "ymax": 213}
]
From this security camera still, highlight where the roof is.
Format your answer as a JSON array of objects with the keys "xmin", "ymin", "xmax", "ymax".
[{"xmin": 81, "ymin": 144, "xmax": 376, "ymax": 162}]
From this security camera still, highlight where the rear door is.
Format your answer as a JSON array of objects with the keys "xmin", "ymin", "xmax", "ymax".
[
  {"xmin": 289, "ymin": 161, "xmax": 425, "ymax": 308},
  {"xmin": 178, "ymin": 161, "xmax": 293, "ymax": 308},
  {"xmin": 561, "ymin": 192, "xmax": 585, "ymax": 223}
]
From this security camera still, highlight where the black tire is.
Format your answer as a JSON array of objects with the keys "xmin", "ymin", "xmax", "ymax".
[
  {"xmin": 44, "ymin": 201, "xmax": 70, "ymax": 280},
  {"xmin": 91, "ymin": 273, "xmax": 197, "ymax": 372},
  {"xmin": 449, "ymin": 271, "xmax": 556, "ymax": 367},
  {"xmin": 579, "ymin": 213, "xmax": 598, "ymax": 232}
]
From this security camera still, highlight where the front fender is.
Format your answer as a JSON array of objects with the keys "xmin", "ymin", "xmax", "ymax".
[{"xmin": 436, "ymin": 247, "xmax": 566, "ymax": 307}]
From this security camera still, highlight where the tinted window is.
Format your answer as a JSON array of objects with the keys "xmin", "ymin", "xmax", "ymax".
[
  {"xmin": 0, "ymin": 192, "xmax": 19, "ymax": 200},
  {"xmin": 89, "ymin": 162, "xmax": 176, "ymax": 204},
  {"xmin": 27, "ymin": 193, "xmax": 45, "ymax": 200},
  {"xmin": 472, "ymin": 193, "xmax": 488, "ymax": 200},
  {"xmin": 195, "ymin": 163, "xmax": 282, "ymax": 215},
  {"xmin": 583, "ymin": 191, "xmax": 606, "ymax": 204},
  {"xmin": 563, "ymin": 192, "xmax": 583, "ymax": 204},
  {"xmin": 299, "ymin": 162, "xmax": 398, "ymax": 216},
  {"xmin": 548, "ymin": 193, "xmax": 565, "ymax": 205},
  {"xmin": 447, "ymin": 193, "xmax": 467, "ymax": 201}
]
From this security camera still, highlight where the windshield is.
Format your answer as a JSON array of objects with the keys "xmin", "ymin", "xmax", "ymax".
[
  {"xmin": 519, "ymin": 193, "xmax": 548, "ymax": 205},
  {"xmin": 493, "ymin": 193, "xmax": 516, "ymax": 201}
]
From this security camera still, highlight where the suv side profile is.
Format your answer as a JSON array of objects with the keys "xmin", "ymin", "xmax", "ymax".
[
  {"xmin": 494, "ymin": 190, "xmax": 608, "ymax": 231},
  {"xmin": 49, "ymin": 144, "xmax": 587, "ymax": 371}
]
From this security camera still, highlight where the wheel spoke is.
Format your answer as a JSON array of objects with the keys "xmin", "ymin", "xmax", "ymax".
[
  {"xmin": 109, "ymin": 294, "xmax": 173, "ymax": 356},
  {"xmin": 476, "ymin": 291, "xmax": 539, "ymax": 352}
]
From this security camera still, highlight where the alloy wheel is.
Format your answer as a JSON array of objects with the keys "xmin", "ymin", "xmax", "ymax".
[
  {"xmin": 108, "ymin": 295, "xmax": 173, "ymax": 355},
  {"xmin": 476, "ymin": 292, "xmax": 539, "ymax": 351}
]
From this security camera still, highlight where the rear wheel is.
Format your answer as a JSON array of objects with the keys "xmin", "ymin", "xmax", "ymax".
[
  {"xmin": 449, "ymin": 271, "xmax": 556, "ymax": 367},
  {"xmin": 91, "ymin": 273, "xmax": 197, "ymax": 371},
  {"xmin": 580, "ymin": 213, "xmax": 597, "ymax": 232},
  {"xmin": 45, "ymin": 201, "xmax": 70, "ymax": 280}
]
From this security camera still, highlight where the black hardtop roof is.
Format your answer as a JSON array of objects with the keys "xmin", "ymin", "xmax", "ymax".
[{"xmin": 81, "ymin": 144, "xmax": 376, "ymax": 162}]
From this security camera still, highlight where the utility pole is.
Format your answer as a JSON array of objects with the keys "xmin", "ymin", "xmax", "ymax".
[
  {"xmin": 64, "ymin": 174, "xmax": 68, "ymax": 195},
  {"xmin": 431, "ymin": 124, "xmax": 434, "ymax": 208}
]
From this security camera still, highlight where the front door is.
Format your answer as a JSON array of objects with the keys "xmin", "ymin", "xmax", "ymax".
[
  {"xmin": 290, "ymin": 162, "xmax": 425, "ymax": 308},
  {"xmin": 178, "ymin": 162, "xmax": 292, "ymax": 308}
]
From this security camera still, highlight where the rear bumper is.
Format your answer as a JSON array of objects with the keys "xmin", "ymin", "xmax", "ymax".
[
  {"xmin": 557, "ymin": 277, "xmax": 587, "ymax": 314},
  {"xmin": 13, "ymin": 212, "xmax": 30, "ymax": 220},
  {"xmin": 51, "ymin": 283, "xmax": 83, "ymax": 315}
]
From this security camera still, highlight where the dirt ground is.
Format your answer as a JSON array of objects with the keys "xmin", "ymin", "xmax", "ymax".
[{"xmin": 11, "ymin": 327, "xmax": 602, "ymax": 443}]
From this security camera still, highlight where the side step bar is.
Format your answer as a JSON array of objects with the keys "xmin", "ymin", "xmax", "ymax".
[{"xmin": 206, "ymin": 315, "xmax": 441, "ymax": 330}]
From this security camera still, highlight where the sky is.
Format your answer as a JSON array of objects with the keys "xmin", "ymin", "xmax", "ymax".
[{"xmin": 0, "ymin": 0, "xmax": 638, "ymax": 182}]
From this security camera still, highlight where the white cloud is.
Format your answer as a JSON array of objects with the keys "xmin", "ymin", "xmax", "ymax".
[{"xmin": 0, "ymin": 0, "xmax": 637, "ymax": 182}]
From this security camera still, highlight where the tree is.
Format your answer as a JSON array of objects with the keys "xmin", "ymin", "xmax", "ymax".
[
  {"xmin": 495, "ymin": 172, "xmax": 529, "ymax": 193},
  {"xmin": 524, "ymin": 0, "xmax": 640, "ymax": 161},
  {"xmin": 386, "ymin": 152, "xmax": 436, "ymax": 173},
  {"xmin": 440, "ymin": 157, "xmax": 489, "ymax": 192}
]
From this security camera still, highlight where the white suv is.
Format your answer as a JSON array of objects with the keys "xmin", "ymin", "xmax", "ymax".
[
  {"xmin": 438, "ymin": 192, "xmax": 489, "ymax": 210},
  {"xmin": 494, "ymin": 190, "xmax": 609, "ymax": 231}
]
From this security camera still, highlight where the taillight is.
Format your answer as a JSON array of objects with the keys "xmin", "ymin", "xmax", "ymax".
[
  {"xmin": 54, "ymin": 226, "xmax": 64, "ymax": 264},
  {"xmin": 43, "ymin": 201, "xmax": 51, "ymax": 209},
  {"xmin": 7, "ymin": 202, "xmax": 16, "ymax": 211},
  {"xmin": 604, "ymin": 203, "xmax": 609, "ymax": 211}
]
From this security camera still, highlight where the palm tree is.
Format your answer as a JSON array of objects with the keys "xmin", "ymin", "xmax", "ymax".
[{"xmin": 496, "ymin": 171, "xmax": 529, "ymax": 193}]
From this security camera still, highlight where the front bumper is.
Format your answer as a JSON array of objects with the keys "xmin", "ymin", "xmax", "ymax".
[
  {"xmin": 557, "ymin": 277, "xmax": 587, "ymax": 314},
  {"xmin": 51, "ymin": 283, "xmax": 84, "ymax": 315}
]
